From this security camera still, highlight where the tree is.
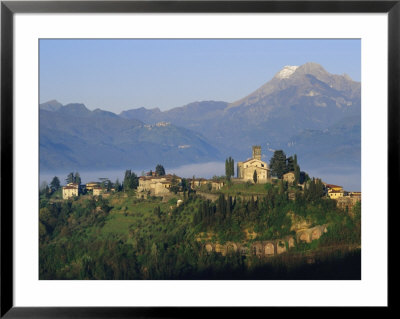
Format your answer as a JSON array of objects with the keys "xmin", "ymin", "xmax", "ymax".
[
  {"xmin": 225, "ymin": 157, "xmax": 234, "ymax": 180},
  {"xmin": 39, "ymin": 181, "xmax": 49, "ymax": 196},
  {"xmin": 74, "ymin": 172, "xmax": 81, "ymax": 184},
  {"xmin": 153, "ymin": 206, "xmax": 162, "ymax": 218},
  {"xmin": 279, "ymin": 179, "xmax": 285, "ymax": 194},
  {"xmin": 294, "ymin": 165, "xmax": 300, "ymax": 185},
  {"xmin": 123, "ymin": 170, "xmax": 139, "ymax": 190},
  {"xmin": 269, "ymin": 150, "xmax": 287, "ymax": 178},
  {"xmin": 170, "ymin": 175, "xmax": 180, "ymax": 194},
  {"xmin": 286, "ymin": 156, "xmax": 295, "ymax": 172},
  {"xmin": 50, "ymin": 176, "xmax": 60, "ymax": 192},
  {"xmin": 304, "ymin": 178, "xmax": 324, "ymax": 201},
  {"xmin": 114, "ymin": 178, "xmax": 121, "ymax": 192},
  {"xmin": 300, "ymin": 171, "xmax": 310, "ymax": 184},
  {"xmin": 253, "ymin": 170, "xmax": 258, "ymax": 184},
  {"xmin": 315, "ymin": 178, "xmax": 324, "ymax": 198},
  {"xmin": 100, "ymin": 178, "xmax": 112, "ymax": 191},
  {"xmin": 181, "ymin": 178, "xmax": 189, "ymax": 192},
  {"xmin": 155, "ymin": 164, "xmax": 166, "ymax": 176},
  {"xmin": 66, "ymin": 172, "xmax": 74, "ymax": 184}
]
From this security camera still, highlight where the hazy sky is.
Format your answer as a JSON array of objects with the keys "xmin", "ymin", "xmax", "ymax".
[{"xmin": 40, "ymin": 39, "xmax": 360, "ymax": 113}]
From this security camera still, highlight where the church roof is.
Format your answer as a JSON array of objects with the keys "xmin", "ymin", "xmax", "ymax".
[{"xmin": 240, "ymin": 158, "xmax": 269, "ymax": 166}]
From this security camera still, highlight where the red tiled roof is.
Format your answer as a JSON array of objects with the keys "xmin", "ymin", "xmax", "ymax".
[{"xmin": 325, "ymin": 184, "xmax": 343, "ymax": 189}]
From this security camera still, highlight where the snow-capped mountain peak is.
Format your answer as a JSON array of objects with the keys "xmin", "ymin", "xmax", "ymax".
[{"xmin": 275, "ymin": 65, "xmax": 299, "ymax": 79}]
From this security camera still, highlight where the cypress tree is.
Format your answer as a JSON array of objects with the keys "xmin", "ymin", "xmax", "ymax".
[
  {"xmin": 270, "ymin": 150, "xmax": 287, "ymax": 179},
  {"xmin": 294, "ymin": 164, "xmax": 300, "ymax": 185},
  {"xmin": 66, "ymin": 172, "xmax": 74, "ymax": 184},
  {"xmin": 74, "ymin": 172, "xmax": 81, "ymax": 184},
  {"xmin": 286, "ymin": 156, "xmax": 295, "ymax": 172},
  {"xmin": 230, "ymin": 157, "xmax": 234, "ymax": 177},
  {"xmin": 155, "ymin": 164, "xmax": 166, "ymax": 176},
  {"xmin": 226, "ymin": 196, "xmax": 232, "ymax": 219},
  {"xmin": 50, "ymin": 176, "xmax": 60, "ymax": 192},
  {"xmin": 225, "ymin": 157, "xmax": 235, "ymax": 179}
]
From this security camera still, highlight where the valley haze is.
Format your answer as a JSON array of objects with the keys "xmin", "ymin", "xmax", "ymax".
[{"xmin": 40, "ymin": 62, "xmax": 361, "ymax": 191}]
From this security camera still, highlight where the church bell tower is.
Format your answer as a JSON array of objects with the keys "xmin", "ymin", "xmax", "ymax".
[{"xmin": 252, "ymin": 145, "xmax": 261, "ymax": 160}]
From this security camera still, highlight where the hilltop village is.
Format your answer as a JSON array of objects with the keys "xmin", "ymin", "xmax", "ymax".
[
  {"xmin": 58, "ymin": 146, "xmax": 361, "ymax": 211},
  {"xmin": 39, "ymin": 145, "xmax": 361, "ymax": 280}
]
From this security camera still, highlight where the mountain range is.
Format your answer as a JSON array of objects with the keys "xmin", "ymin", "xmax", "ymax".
[{"xmin": 40, "ymin": 62, "xmax": 361, "ymax": 182}]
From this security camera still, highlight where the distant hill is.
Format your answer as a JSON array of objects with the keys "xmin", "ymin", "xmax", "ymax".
[
  {"xmin": 40, "ymin": 62, "xmax": 360, "ymax": 178},
  {"xmin": 39, "ymin": 103, "xmax": 222, "ymax": 171},
  {"xmin": 39, "ymin": 99, "xmax": 63, "ymax": 112},
  {"xmin": 120, "ymin": 101, "xmax": 228, "ymax": 133},
  {"xmin": 286, "ymin": 115, "xmax": 361, "ymax": 169}
]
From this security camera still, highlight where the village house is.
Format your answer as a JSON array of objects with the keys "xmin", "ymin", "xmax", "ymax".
[
  {"xmin": 86, "ymin": 182, "xmax": 100, "ymax": 191},
  {"xmin": 137, "ymin": 174, "xmax": 181, "ymax": 196},
  {"xmin": 145, "ymin": 171, "xmax": 157, "ymax": 177},
  {"xmin": 92, "ymin": 186, "xmax": 115, "ymax": 197},
  {"xmin": 327, "ymin": 190, "xmax": 344, "ymax": 199},
  {"xmin": 325, "ymin": 184, "xmax": 343, "ymax": 192},
  {"xmin": 211, "ymin": 180, "xmax": 225, "ymax": 191},
  {"xmin": 283, "ymin": 171, "xmax": 296, "ymax": 185},
  {"xmin": 348, "ymin": 191, "xmax": 361, "ymax": 199},
  {"xmin": 92, "ymin": 186, "xmax": 104, "ymax": 196},
  {"xmin": 237, "ymin": 146, "xmax": 271, "ymax": 184},
  {"xmin": 190, "ymin": 178, "xmax": 209, "ymax": 189},
  {"xmin": 189, "ymin": 178, "xmax": 224, "ymax": 191},
  {"xmin": 324, "ymin": 184, "xmax": 344, "ymax": 199},
  {"xmin": 62, "ymin": 183, "xmax": 81, "ymax": 200}
]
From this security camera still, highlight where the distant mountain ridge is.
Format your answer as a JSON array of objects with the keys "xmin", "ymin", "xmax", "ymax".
[
  {"xmin": 40, "ymin": 103, "xmax": 222, "ymax": 171},
  {"xmin": 40, "ymin": 62, "xmax": 360, "ymax": 177}
]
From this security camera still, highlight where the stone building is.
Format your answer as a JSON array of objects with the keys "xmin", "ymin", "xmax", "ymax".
[
  {"xmin": 349, "ymin": 192, "xmax": 361, "ymax": 199},
  {"xmin": 324, "ymin": 184, "xmax": 344, "ymax": 199},
  {"xmin": 328, "ymin": 190, "xmax": 344, "ymax": 199},
  {"xmin": 62, "ymin": 183, "xmax": 80, "ymax": 199},
  {"xmin": 283, "ymin": 171, "xmax": 296, "ymax": 185},
  {"xmin": 86, "ymin": 182, "xmax": 100, "ymax": 191},
  {"xmin": 92, "ymin": 186, "xmax": 104, "ymax": 196},
  {"xmin": 211, "ymin": 180, "xmax": 225, "ymax": 190},
  {"xmin": 190, "ymin": 178, "xmax": 209, "ymax": 189},
  {"xmin": 237, "ymin": 146, "xmax": 270, "ymax": 183},
  {"xmin": 190, "ymin": 178, "xmax": 224, "ymax": 191},
  {"xmin": 137, "ymin": 174, "xmax": 181, "ymax": 196}
]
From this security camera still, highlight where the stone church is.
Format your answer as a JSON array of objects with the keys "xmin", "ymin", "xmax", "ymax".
[{"xmin": 237, "ymin": 146, "xmax": 271, "ymax": 183}]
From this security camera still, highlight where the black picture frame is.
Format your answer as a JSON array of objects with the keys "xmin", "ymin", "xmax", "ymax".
[{"xmin": 1, "ymin": 0, "xmax": 396, "ymax": 317}]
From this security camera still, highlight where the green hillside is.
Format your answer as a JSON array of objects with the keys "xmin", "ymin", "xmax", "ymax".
[{"xmin": 39, "ymin": 181, "xmax": 361, "ymax": 280}]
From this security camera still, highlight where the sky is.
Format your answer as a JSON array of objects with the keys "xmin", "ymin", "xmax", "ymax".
[{"xmin": 40, "ymin": 39, "xmax": 361, "ymax": 113}]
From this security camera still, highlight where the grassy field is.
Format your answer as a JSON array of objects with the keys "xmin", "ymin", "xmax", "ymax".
[{"xmin": 218, "ymin": 181, "xmax": 273, "ymax": 195}]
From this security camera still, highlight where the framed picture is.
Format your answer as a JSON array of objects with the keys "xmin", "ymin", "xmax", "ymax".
[{"xmin": 1, "ymin": 0, "xmax": 396, "ymax": 316}]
